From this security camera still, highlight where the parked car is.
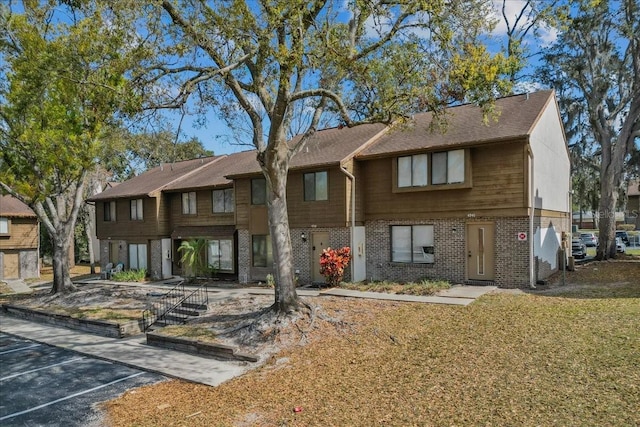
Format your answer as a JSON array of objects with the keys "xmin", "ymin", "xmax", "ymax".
[
  {"xmin": 571, "ymin": 238, "xmax": 587, "ymax": 259},
  {"xmin": 616, "ymin": 237, "xmax": 626, "ymax": 253},
  {"xmin": 616, "ymin": 230, "xmax": 630, "ymax": 246},
  {"xmin": 580, "ymin": 232, "xmax": 598, "ymax": 247}
]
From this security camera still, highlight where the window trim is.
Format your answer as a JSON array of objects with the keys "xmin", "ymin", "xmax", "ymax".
[
  {"xmin": 212, "ymin": 188, "xmax": 234, "ymax": 213},
  {"xmin": 128, "ymin": 243, "xmax": 148, "ymax": 270},
  {"xmin": 303, "ymin": 170, "xmax": 329, "ymax": 201},
  {"xmin": 207, "ymin": 239, "xmax": 234, "ymax": 272},
  {"xmin": 392, "ymin": 149, "xmax": 471, "ymax": 193}
]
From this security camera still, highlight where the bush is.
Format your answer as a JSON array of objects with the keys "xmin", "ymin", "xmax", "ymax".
[
  {"xmin": 319, "ymin": 247, "xmax": 351, "ymax": 287},
  {"xmin": 618, "ymin": 224, "xmax": 636, "ymax": 231},
  {"xmin": 112, "ymin": 269, "xmax": 147, "ymax": 282}
]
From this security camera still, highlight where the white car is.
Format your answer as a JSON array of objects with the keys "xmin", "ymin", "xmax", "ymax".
[{"xmin": 616, "ymin": 237, "xmax": 626, "ymax": 253}]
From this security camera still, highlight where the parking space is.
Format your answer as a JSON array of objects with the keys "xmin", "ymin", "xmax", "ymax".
[{"xmin": 0, "ymin": 333, "xmax": 165, "ymax": 427}]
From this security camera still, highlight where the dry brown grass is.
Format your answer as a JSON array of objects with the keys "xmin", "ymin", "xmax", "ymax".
[{"xmin": 101, "ymin": 261, "xmax": 640, "ymax": 427}]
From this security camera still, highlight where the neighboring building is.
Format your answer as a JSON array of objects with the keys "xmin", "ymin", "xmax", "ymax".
[
  {"xmin": 89, "ymin": 157, "xmax": 223, "ymax": 280},
  {"xmin": 572, "ymin": 211, "xmax": 626, "ymax": 230},
  {"xmin": 626, "ymin": 179, "xmax": 639, "ymax": 229},
  {"xmin": 91, "ymin": 90, "xmax": 570, "ymax": 288},
  {"xmin": 0, "ymin": 194, "xmax": 40, "ymax": 280}
]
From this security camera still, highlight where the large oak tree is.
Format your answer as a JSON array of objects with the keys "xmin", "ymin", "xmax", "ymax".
[
  {"xmin": 125, "ymin": 0, "xmax": 514, "ymax": 312},
  {"xmin": 0, "ymin": 2, "xmax": 141, "ymax": 292},
  {"xmin": 540, "ymin": 0, "xmax": 640, "ymax": 259}
]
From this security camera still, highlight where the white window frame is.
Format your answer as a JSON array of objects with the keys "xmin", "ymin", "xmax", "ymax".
[
  {"xmin": 391, "ymin": 225, "xmax": 435, "ymax": 264},
  {"xmin": 432, "ymin": 149, "xmax": 465, "ymax": 185},
  {"xmin": 130, "ymin": 199, "xmax": 143, "ymax": 220},
  {"xmin": 212, "ymin": 188, "xmax": 234, "ymax": 213},
  {"xmin": 182, "ymin": 191, "xmax": 197, "ymax": 214}
]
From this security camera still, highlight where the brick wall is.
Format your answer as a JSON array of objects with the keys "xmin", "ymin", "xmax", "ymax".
[{"xmin": 364, "ymin": 216, "xmax": 565, "ymax": 288}]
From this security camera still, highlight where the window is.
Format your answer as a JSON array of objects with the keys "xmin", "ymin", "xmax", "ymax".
[
  {"xmin": 398, "ymin": 154, "xmax": 428, "ymax": 188},
  {"xmin": 252, "ymin": 235, "xmax": 273, "ymax": 267},
  {"xmin": 391, "ymin": 225, "xmax": 434, "ymax": 264},
  {"xmin": 304, "ymin": 171, "xmax": 328, "ymax": 201},
  {"xmin": 208, "ymin": 239, "xmax": 234, "ymax": 272},
  {"xmin": 182, "ymin": 192, "xmax": 197, "ymax": 214},
  {"xmin": 212, "ymin": 188, "xmax": 234, "ymax": 213},
  {"xmin": 396, "ymin": 149, "xmax": 466, "ymax": 189},
  {"xmin": 104, "ymin": 201, "xmax": 116, "ymax": 222},
  {"xmin": 251, "ymin": 178, "xmax": 266, "ymax": 205},
  {"xmin": 0, "ymin": 217, "xmax": 8, "ymax": 234},
  {"xmin": 432, "ymin": 149, "xmax": 465, "ymax": 185},
  {"xmin": 130, "ymin": 199, "xmax": 143, "ymax": 220},
  {"xmin": 128, "ymin": 243, "xmax": 147, "ymax": 270}
]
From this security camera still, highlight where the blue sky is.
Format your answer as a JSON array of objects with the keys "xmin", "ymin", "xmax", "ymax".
[{"xmin": 169, "ymin": 0, "xmax": 558, "ymax": 155}]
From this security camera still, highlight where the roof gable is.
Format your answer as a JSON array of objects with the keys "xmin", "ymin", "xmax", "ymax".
[
  {"xmin": 0, "ymin": 194, "xmax": 37, "ymax": 217},
  {"xmin": 357, "ymin": 90, "xmax": 555, "ymax": 158}
]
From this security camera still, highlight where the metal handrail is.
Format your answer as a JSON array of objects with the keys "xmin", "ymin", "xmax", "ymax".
[{"xmin": 142, "ymin": 281, "xmax": 209, "ymax": 331}]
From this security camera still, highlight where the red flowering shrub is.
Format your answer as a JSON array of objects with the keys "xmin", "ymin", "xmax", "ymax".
[{"xmin": 319, "ymin": 246, "xmax": 351, "ymax": 287}]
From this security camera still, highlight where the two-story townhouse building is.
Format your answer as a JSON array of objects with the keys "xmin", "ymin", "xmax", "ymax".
[
  {"xmin": 161, "ymin": 150, "xmax": 259, "ymax": 278},
  {"xmin": 356, "ymin": 90, "xmax": 570, "ymax": 287},
  {"xmin": 89, "ymin": 156, "xmax": 222, "ymax": 280},
  {"xmin": 626, "ymin": 179, "xmax": 639, "ymax": 229},
  {"xmin": 91, "ymin": 90, "xmax": 569, "ymax": 288},
  {"xmin": 227, "ymin": 123, "xmax": 389, "ymax": 284},
  {"xmin": 0, "ymin": 194, "xmax": 40, "ymax": 280}
]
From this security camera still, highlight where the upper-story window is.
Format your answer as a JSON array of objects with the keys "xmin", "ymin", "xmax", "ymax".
[
  {"xmin": 0, "ymin": 217, "xmax": 8, "ymax": 234},
  {"xmin": 130, "ymin": 199, "xmax": 143, "ymax": 220},
  {"xmin": 398, "ymin": 154, "xmax": 428, "ymax": 187},
  {"xmin": 432, "ymin": 149, "xmax": 465, "ymax": 185},
  {"xmin": 104, "ymin": 201, "xmax": 116, "ymax": 222},
  {"xmin": 182, "ymin": 191, "xmax": 197, "ymax": 214},
  {"xmin": 251, "ymin": 178, "xmax": 266, "ymax": 205},
  {"xmin": 397, "ymin": 149, "xmax": 465, "ymax": 189},
  {"xmin": 304, "ymin": 171, "xmax": 328, "ymax": 201},
  {"xmin": 212, "ymin": 188, "xmax": 234, "ymax": 213}
]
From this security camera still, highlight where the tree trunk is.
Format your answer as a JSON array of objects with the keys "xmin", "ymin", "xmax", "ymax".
[
  {"xmin": 83, "ymin": 209, "xmax": 96, "ymax": 275},
  {"xmin": 262, "ymin": 147, "xmax": 299, "ymax": 313},
  {"xmin": 596, "ymin": 161, "xmax": 621, "ymax": 260},
  {"xmin": 51, "ymin": 234, "xmax": 75, "ymax": 293}
]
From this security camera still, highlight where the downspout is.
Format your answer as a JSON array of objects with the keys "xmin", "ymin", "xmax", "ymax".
[
  {"xmin": 340, "ymin": 165, "xmax": 356, "ymax": 281},
  {"xmin": 528, "ymin": 145, "xmax": 536, "ymax": 289}
]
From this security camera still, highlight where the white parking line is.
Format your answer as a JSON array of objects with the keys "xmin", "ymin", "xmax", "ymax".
[
  {"xmin": 0, "ymin": 344, "xmax": 41, "ymax": 355},
  {"xmin": 0, "ymin": 372, "xmax": 146, "ymax": 421},
  {"xmin": 0, "ymin": 357, "xmax": 84, "ymax": 381}
]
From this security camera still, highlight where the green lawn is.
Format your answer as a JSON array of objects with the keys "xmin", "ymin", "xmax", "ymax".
[{"xmin": 105, "ymin": 264, "xmax": 640, "ymax": 427}]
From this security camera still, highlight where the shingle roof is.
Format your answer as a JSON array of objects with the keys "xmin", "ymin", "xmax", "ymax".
[
  {"xmin": 227, "ymin": 123, "xmax": 389, "ymax": 177},
  {"xmin": 357, "ymin": 90, "xmax": 555, "ymax": 158},
  {"xmin": 164, "ymin": 150, "xmax": 259, "ymax": 191},
  {"xmin": 89, "ymin": 156, "xmax": 223, "ymax": 201},
  {"xmin": 0, "ymin": 194, "xmax": 36, "ymax": 217}
]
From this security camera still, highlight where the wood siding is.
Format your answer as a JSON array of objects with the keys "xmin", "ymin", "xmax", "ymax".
[
  {"xmin": 168, "ymin": 190, "xmax": 236, "ymax": 228},
  {"xmin": 361, "ymin": 141, "xmax": 528, "ymax": 220},
  {"xmin": 0, "ymin": 218, "xmax": 38, "ymax": 250},
  {"xmin": 235, "ymin": 166, "xmax": 350, "ymax": 230},
  {"xmin": 95, "ymin": 196, "xmax": 167, "ymax": 240}
]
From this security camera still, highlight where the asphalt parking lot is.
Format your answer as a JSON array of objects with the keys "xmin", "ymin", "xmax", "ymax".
[{"xmin": 0, "ymin": 333, "xmax": 165, "ymax": 427}]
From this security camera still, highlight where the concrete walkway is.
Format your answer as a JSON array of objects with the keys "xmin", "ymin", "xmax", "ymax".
[
  {"xmin": 3, "ymin": 279, "xmax": 33, "ymax": 294},
  {"xmin": 1, "ymin": 279, "xmax": 496, "ymax": 387}
]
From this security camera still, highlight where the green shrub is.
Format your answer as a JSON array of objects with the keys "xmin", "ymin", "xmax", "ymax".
[
  {"xmin": 618, "ymin": 224, "xmax": 636, "ymax": 231},
  {"xmin": 112, "ymin": 268, "xmax": 147, "ymax": 282}
]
